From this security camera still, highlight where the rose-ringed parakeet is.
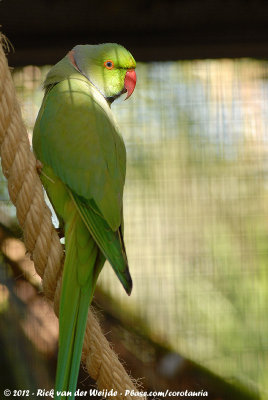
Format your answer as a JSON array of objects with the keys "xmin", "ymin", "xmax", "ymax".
[{"xmin": 32, "ymin": 43, "xmax": 136, "ymax": 399}]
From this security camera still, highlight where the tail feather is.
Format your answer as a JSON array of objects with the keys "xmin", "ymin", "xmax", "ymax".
[
  {"xmin": 55, "ymin": 212, "xmax": 104, "ymax": 400},
  {"xmin": 68, "ymin": 289, "xmax": 92, "ymax": 392}
]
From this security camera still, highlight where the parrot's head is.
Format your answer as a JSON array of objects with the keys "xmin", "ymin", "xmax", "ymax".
[{"xmin": 68, "ymin": 43, "xmax": 136, "ymax": 103}]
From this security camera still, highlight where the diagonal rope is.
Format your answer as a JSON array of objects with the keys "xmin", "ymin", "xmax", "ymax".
[{"xmin": 0, "ymin": 34, "xmax": 145, "ymax": 399}]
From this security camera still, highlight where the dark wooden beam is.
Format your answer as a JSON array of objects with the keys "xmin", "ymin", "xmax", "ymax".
[{"xmin": 1, "ymin": 0, "xmax": 268, "ymax": 65}]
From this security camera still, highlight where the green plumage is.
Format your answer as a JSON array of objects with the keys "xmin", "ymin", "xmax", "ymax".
[{"xmin": 33, "ymin": 43, "xmax": 136, "ymax": 400}]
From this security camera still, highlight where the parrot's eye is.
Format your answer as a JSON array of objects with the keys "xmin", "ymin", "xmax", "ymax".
[{"xmin": 104, "ymin": 60, "xmax": 114, "ymax": 70}]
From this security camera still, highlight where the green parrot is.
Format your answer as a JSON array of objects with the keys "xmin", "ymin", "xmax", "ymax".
[{"xmin": 32, "ymin": 43, "xmax": 136, "ymax": 399}]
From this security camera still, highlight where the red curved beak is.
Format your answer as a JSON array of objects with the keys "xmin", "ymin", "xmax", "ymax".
[{"xmin": 124, "ymin": 69, "xmax": 136, "ymax": 100}]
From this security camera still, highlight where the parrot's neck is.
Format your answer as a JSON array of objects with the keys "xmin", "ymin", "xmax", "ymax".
[
  {"xmin": 43, "ymin": 54, "xmax": 128, "ymax": 109},
  {"xmin": 43, "ymin": 56, "xmax": 111, "ymax": 108},
  {"xmin": 67, "ymin": 50, "xmax": 105, "ymax": 100}
]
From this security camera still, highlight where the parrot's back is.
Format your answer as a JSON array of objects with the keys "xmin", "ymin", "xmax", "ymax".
[{"xmin": 34, "ymin": 74, "xmax": 126, "ymax": 228}]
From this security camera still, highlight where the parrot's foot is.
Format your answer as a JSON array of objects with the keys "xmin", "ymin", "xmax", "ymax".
[{"xmin": 36, "ymin": 160, "xmax": 43, "ymax": 175}]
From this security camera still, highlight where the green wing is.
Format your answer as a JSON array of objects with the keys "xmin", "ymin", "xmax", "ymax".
[
  {"xmin": 35, "ymin": 75, "xmax": 131, "ymax": 293},
  {"xmin": 39, "ymin": 75, "xmax": 126, "ymax": 231},
  {"xmin": 70, "ymin": 191, "xmax": 131, "ymax": 293}
]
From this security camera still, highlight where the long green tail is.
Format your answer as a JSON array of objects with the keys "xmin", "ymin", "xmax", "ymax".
[{"xmin": 55, "ymin": 210, "xmax": 104, "ymax": 400}]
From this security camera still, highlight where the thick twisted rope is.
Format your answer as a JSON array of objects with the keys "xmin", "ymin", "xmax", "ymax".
[{"xmin": 0, "ymin": 36, "xmax": 144, "ymax": 399}]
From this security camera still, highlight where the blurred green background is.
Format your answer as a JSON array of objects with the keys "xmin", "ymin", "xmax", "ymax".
[{"xmin": 1, "ymin": 58, "xmax": 268, "ymax": 398}]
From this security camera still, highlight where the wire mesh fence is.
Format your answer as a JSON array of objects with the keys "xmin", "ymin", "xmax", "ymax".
[{"xmin": 1, "ymin": 58, "xmax": 268, "ymax": 397}]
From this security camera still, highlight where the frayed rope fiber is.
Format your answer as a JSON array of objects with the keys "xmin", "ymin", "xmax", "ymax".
[{"xmin": 0, "ymin": 35, "xmax": 145, "ymax": 399}]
